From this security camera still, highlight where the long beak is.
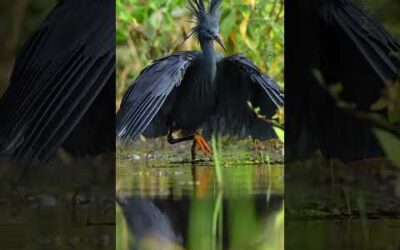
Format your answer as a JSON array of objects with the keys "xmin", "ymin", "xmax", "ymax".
[{"xmin": 214, "ymin": 35, "xmax": 226, "ymax": 52}]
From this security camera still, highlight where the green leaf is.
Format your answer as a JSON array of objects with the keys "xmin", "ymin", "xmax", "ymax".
[
  {"xmin": 373, "ymin": 129, "xmax": 400, "ymax": 167},
  {"xmin": 370, "ymin": 96, "xmax": 388, "ymax": 111},
  {"xmin": 313, "ymin": 69, "xmax": 324, "ymax": 84},
  {"xmin": 221, "ymin": 10, "xmax": 236, "ymax": 36},
  {"xmin": 273, "ymin": 127, "xmax": 284, "ymax": 143},
  {"xmin": 388, "ymin": 83, "xmax": 400, "ymax": 124},
  {"xmin": 149, "ymin": 9, "xmax": 163, "ymax": 28},
  {"xmin": 329, "ymin": 82, "xmax": 343, "ymax": 97}
]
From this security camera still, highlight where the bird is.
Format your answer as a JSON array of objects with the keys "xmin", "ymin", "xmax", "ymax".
[
  {"xmin": 116, "ymin": 0, "xmax": 284, "ymax": 161},
  {"xmin": 0, "ymin": 0, "xmax": 115, "ymax": 163},
  {"xmin": 286, "ymin": 0, "xmax": 400, "ymax": 162}
]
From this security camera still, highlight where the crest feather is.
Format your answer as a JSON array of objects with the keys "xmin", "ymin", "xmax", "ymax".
[
  {"xmin": 187, "ymin": 0, "xmax": 222, "ymax": 20},
  {"xmin": 188, "ymin": 0, "xmax": 206, "ymax": 21},
  {"xmin": 209, "ymin": 0, "xmax": 222, "ymax": 17}
]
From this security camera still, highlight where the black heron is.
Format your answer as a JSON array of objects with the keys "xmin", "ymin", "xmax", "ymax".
[
  {"xmin": 117, "ymin": 0, "xmax": 284, "ymax": 160},
  {"xmin": 0, "ymin": 0, "xmax": 115, "ymax": 163},
  {"xmin": 286, "ymin": 0, "xmax": 399, "ymax": 161}
]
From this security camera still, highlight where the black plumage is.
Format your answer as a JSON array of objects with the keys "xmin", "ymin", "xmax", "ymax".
[
  {"xmin": 0, "ymin": 0, "xmax": 115, "ymax": 162},
  {"xmin": 286, "ymin": 0, "xmax": 400, "ymax": 161},
  {"xmin": 117, "ymin": 0, "xmax": 283, "ymax": 158}
]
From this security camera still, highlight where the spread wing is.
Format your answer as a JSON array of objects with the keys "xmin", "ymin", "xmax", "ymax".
[
  {"xmin": 316, "ymin": 0, "xmax": 400, "ymax": 160},
  {"xmin": 224, "ymin": 54, "xmax": 284, "ymax": 107},
  {"xmin": 205, "ymin": 54, "xmax": 283, "ymax": 139},
  {"xmin": 116, "ymin": 52, "xmax": 199, "ymax": 141},
  {"xmin": 286, "ymin": 0, "xmax": 399, "ymax": 161},
  {"xmin": 0, "ymin": 0, "xmax": 115, "ymax": 162},
  {"xmin": 320, "ymin": 0, "xmax": 399, "ymax": 82}
]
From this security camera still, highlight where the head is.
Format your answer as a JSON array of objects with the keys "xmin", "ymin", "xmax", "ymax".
[{"xmin": 187, "ymin": 0, "xmax": 226, "ymax": 51}]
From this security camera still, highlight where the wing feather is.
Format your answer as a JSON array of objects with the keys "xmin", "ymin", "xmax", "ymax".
[
  {"xmin": 16, "ymin": 54, "xmax": 114, "ymax": 160},
  {"xmin": 33, "ymin": 55, "xmax": 115, "ymax": 160},
  {"xmin": 323, "ymin": 0, "xmax": 399, "ymax": 82},
  {"xmin": 204, "ymin": 54, "xmax": 283, "ymax": 139},
  {"xmin": 117, "ymin": 52, "xmax": 198, "ymax": 141},
  {"xmin": 0, "ymin": 0, "xmax": 115, "ymax": 162},
  {"xmin": 225, "ymin": 54, "xmax": 284, "ymax": 108}
]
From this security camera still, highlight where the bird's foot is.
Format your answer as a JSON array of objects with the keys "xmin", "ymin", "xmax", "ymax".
[{"xmin": 194, "ymin": 134, "xmax": 213, "ymax": 155}]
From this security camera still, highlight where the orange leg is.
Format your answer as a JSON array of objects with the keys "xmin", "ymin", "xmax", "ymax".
[
  {"xmin": 191, "ymin": 134, "xmax": 213, "ymax": 161},
  {"xmin": 194, "ymin": 134, "xmax": 213, "ymax": 155},
  {"xmin": 167, "ymin": 128, "xmax": 212, "ymax": 161}
]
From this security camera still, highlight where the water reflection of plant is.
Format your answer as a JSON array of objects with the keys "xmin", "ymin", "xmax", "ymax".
[
  {"xmin": 117, "ymin": 195, "xmax": 284, "ymax": 250},
  {"xmin": 116, "ymin": 160, "xmax": 284, "ymax": 250}
]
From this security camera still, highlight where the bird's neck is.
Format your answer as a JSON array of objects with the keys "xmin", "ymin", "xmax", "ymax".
[{"xmin": 200, "ymin": 40, "xmax": 217, "ymax": 82}]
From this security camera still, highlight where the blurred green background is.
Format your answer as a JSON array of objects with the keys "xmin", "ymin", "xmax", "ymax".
[
  {"xmin": 116, "ymin": 0, "xmax": 284, "ymax": 107},
  {"xmin": 356, "ymin": 0, "xmax": 400, "ymax": 39}
]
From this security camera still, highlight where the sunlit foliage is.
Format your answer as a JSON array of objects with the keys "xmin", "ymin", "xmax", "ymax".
[{"xmin": 116, "ymin": 0, "xmax": 284, "ymax": 106}]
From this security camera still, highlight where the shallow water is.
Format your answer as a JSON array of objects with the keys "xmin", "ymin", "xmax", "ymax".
[
  {"xmin": 0, "ymin": 157, "xmax": 115, "ymax": 249},
  {"xmin": 3, "ymin": 143, "xmax": 398, "ymax": 249},
  {"xmin": 286, "ymin": 157, "xmax": 400, "ymax": 250},
  {"xmin": 116, "ymin": 140, "xmax": 284, "ymax": 250},
  {"xmin": 286, "ymin": 219, "xmax": 400, "ymax": 250}
]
